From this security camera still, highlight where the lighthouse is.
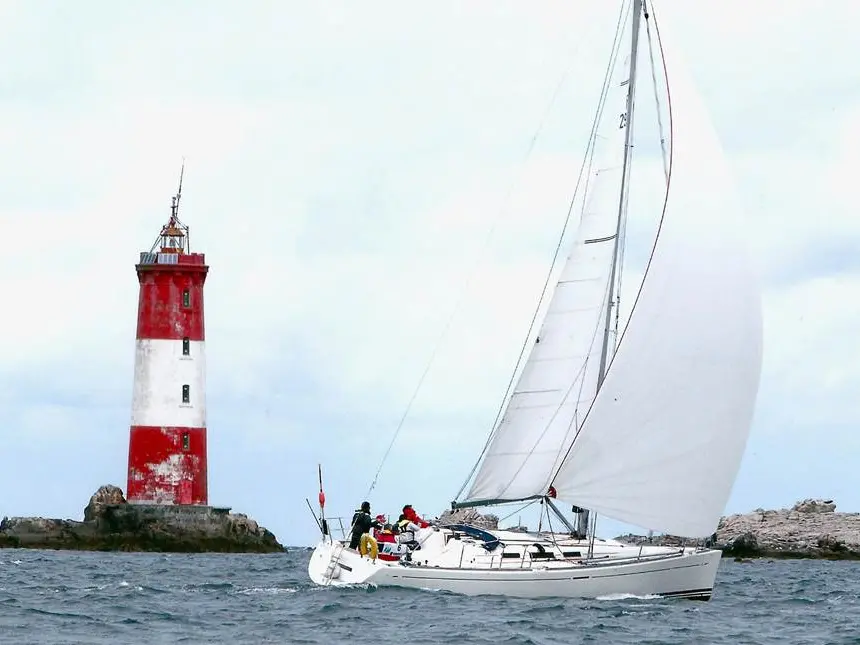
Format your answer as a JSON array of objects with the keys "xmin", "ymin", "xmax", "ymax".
[{"xmin": 127, "ymin": 168, "xmax": 210, "ymax": 505}]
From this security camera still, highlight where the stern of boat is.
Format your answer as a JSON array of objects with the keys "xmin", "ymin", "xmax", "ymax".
[{"xmin": 308, "ymin": 539, "xmax": 385, "ymax": 587}]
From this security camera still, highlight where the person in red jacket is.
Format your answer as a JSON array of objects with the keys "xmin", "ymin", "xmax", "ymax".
[{"xmin": 402, "ymin": 504, "xmax": 430, "ymax": 528}]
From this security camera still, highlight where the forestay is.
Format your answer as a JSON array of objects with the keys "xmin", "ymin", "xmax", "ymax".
[
  {"xmin": 551, "ymin": 7, "xmax": 763, "ymax": 538},
  {"xmin": 463, "ymin": 48, "xmax": 633, "ymax": 505}
]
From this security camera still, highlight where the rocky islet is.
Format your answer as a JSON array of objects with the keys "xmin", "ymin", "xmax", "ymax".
[
  {"xmin": 614, "ymin": 498, "xmax": 860, "ymax": 560},
  {"xmin": 0, "ymin": 485, "xmax": 285, "ymax": 553}
]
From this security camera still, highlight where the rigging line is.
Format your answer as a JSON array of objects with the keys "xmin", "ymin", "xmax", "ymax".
[
  {"xmin": 548, "ymin": 0, "xmax": 674, "ymax": 489},
  {"xmin": 544, "ymin": 501, "xmax": 559, "ymax": 553},
  {"xmin": 498, "ymin": 499, "xmax": 539, "ymax": 524},
  {"xmin": 495, "ymin": 265, "xmax": 616, "ymax": 501},
  {"xmin": 493, "ymin": 226, "xmax": 620, "ymax": 499},
  {"xmin": 517, "ymin": 260, "xmax": 615, "ymax": 490},
  {"xmin": 613, "ymin": 2, "xmax": 670, "ymax": 341},
  {"xmin": 454, "ymin": 1, "xmax": 634, "ymax": 503},
  {"xmin": 612, "ymin": 71, "xmax": 634, "ymax": 344},
  {"xmin": 501, "ymin": 57, "xmax": 633, "ymax": 486},
  {"xmin": 525, "ymin": 43, "xmax": 641, "ymax": 483},
  {"xmin": 644, "ymin": 0, "xmax": 670, "ymax": 184},
  {"xmin": 452, "ymin": 12, "xmax": 630, "ymax": 503},
  {"xmin": 364, "ymin": 27, "xmax": 590, "ymax": 500},
  {"xmin": 547, "ymin": 51, "xmax": 641, "ymax": 481}
]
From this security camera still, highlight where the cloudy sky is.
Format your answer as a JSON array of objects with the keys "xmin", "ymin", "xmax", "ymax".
[{"xmin": 1, "ymin": 1, "xmax": 857, "ymax": 547}]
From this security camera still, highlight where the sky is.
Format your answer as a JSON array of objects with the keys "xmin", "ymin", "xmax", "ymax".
[{"xmin": 1, "ymin": 1, "xmax": 858, "ymax": 548}]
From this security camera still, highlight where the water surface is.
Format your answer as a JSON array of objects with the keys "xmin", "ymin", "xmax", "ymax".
[{"xmin": 1, "ymin": 549, "xmax": 858, "ymax": 644}]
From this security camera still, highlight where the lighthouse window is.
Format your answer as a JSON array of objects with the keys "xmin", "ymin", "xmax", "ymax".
[
  {"xmin": 182, "ymin": 337, "xmax": 190, "ymax": 356},
  {"xmin": 182, "ymin": 289, "xmax": 191, "ymax": 308},
  {"xmin": 182, "ymin": 432, "xmax": 190, "ymax": 451},
  {"xmin": 182, "ymin": 384, "xmax": 190, "ymax": 404}
]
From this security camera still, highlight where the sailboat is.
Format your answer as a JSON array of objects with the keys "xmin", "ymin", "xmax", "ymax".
[{"xmin": 308, "ymin": 0, "xmax": 762, "ymax": 600}]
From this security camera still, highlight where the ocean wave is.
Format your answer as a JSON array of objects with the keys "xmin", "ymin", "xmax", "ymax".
[{"xmin": 0, "ymin": 552, "xmax": 856, "ymax": 644}]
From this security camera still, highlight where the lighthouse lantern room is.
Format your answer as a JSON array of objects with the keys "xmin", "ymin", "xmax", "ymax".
[{"xmin": 127, "ymin": 166, "xmax": 210, "ymax": 505}]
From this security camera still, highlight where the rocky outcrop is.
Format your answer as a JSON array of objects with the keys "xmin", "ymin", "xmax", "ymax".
[
  {"xmin": 437, "ymin": 507, "xmax": 499, "ymax": 530},
  {"xmin": 614, "ymin": 533, "xmax": 697, "ymax": 548},
  {"xmin": 83, "ymin": 484, "xmax": 127, "ymax": 521},
  {"xmin": 0, "ymin": 485, "xmax": 285, "ymax": 553},
  {"xmin": 615, "ymin": 499, "xmax": 860, "ymax": 560},
  {"xmin": 716, "ymin": 499, "xmax": 860, "ymax": 560}
]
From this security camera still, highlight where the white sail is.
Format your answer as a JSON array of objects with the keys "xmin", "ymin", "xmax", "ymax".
[
  {"xmin": 551, "ymin": 7, "xmax": 763, "ymax": 537},
  {"xmin": 463, "ymin": 50, "xmax": 633, "ymax": 504}
]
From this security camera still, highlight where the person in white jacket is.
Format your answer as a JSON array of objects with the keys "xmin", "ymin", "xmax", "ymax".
[{"xmin": 395, "ymin": 514, "xmax": 422, "ymax": 549}]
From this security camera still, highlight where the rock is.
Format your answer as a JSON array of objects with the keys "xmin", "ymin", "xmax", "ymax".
[
  {"xmin": 437, "ymin": 508, "xmax": 499, "ymax": 530},
  {"xmin": 614, "ymin": 498, "xmax": 860, "ymax": 561},
  {"xmin": 792, "ymin": 498, "xmax": 836, "ymax": 514},
  {"xmin": 716, "ymin": 499, "xmax": 860, "ymax": 559},
  {"xmin": 1, "ymin": 485, "xmax": 286, "ymax": 554},
  {"xmin": 612, "ymin": 533, "xmax": 695, "ymax": 548},
  {"xmin": 228, "ymin": 513, "xmax": 259, "ymax": 535},
  {"xmin": 84, "ymin": 484, "xmax": 127, "ymax": 521},
  {"xmin": 816, "ymin": 534, "xmax": 845, "ymax": 551},
  {"xmin": 722, "ymin": 532, "xmax": 760, "ymax": 558}
]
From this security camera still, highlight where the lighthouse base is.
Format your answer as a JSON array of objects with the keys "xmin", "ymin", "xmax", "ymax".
[{"xmin": 127, "ymin": 425, "xmax": 208, "ymax": 506}]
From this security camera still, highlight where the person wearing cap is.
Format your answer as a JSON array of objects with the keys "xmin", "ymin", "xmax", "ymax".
[
  {"xmin": 373, "ymin": 515, "xmax": 396, "ymax": 546},
  {"xmin": 349, "ymin": 501, "xmax": 382, "ymax": 550}
]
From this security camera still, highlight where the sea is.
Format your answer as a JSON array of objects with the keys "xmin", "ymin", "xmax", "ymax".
[{"xmin": 1, "ymin": 548, "xmax": 858, "ymax": 645}]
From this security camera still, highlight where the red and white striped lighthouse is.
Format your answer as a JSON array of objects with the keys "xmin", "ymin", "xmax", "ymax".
[{"xmin": 127, "ymin": 171, "xmax": 209, "ymax": 505}]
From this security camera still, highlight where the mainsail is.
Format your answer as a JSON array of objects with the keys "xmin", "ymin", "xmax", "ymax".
[
  {"xmin": 458, "ymin": 2, "xmax": 762, "ymax": 539},
  {"xmin": 462, "ymin": 33, "xmax": 634, "ymax": 505}
]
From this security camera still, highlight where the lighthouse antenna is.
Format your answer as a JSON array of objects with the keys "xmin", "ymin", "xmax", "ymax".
[
  {"xmin": 173, "ymin": 158, "xmax": 189, "ymax": 252},
  {"xmin": 171, "ymin": 157, "xmax": 185, "ymax": 221},
  {"xmin": 149, "ymin": 159, "xmax": 191, "ymax": 255}
]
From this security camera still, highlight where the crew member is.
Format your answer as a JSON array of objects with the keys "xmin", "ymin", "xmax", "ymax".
[
  {"xmin": 402, "ymin": 504, "xmax": 430, "ymax": 528},
  {"xmin": 349, "ymin": 501, "xmax": 381, "ymax": 550}
]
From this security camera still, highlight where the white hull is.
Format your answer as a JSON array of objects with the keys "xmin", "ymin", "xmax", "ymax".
[{"xmin": 308, "ymin": 529, "xmax": 721, "ymax": 600}]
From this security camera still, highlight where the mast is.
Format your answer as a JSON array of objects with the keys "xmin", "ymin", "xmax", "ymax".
[{"xmin": 578, "ymin": 0, "xmax": 644, "ymax": 540}]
